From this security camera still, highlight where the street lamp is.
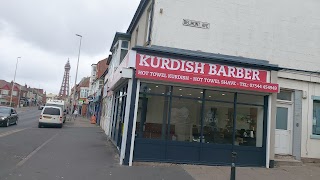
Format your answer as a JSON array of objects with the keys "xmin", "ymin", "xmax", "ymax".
[
  {"xmin": 71, "ymin": 34, "xmax": 82, "ymax": 114},
  {"xmin": 9, "ymin": 57, "xmax": 21, "ymax": 107}
]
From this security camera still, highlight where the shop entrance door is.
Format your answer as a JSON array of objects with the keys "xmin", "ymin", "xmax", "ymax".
[{"xmin": 275, "ymin": 103, "xmax": 293, "ymax": 155}]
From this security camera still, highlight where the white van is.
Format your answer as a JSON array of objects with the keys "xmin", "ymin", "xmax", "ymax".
[
  {"xmin": 45, "ymin": 100, "xmax": 66, "ymax": 123},
  {"xmin": 39, "ymin": 106, "xmax": 63, "ymax": 128}
]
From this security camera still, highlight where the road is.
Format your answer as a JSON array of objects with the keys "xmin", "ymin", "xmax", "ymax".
[
  {"xmin": 0, "ymin": 107, "xmax": 40, "ymax": 136},
  {"xmin": 2, "ymin": 108, "xmax": 319, "ymax": 180},
  {"xmin": 0, "ymin": 108, "xmax": 193, "ymax": 180}
]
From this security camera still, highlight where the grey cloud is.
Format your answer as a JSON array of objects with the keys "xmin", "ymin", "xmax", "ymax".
[
  {"xmin": 0, "ymin": 0, "xmax": 140, "ymax": 56},
  {"xmin": 0, "ymin": 0, "xmax": 140, "ymax": 93}
]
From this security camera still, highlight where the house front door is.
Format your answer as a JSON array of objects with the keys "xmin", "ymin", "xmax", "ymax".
[{"xmin": 275, "ymin": 103, "xmax": 293, "ymax": 155}]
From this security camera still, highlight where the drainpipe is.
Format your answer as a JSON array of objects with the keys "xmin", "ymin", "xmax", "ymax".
[
  {"xmin": 266, "ymin": 95, "xmax": 272, "ymax": 168},
  {"xmin": 146, "ymin": 0, "xmax": 155, "ymax": 45}
]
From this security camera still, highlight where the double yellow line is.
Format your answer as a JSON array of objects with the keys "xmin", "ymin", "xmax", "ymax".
[{"xmin": 0, "ymin": 128, "xmax": 27, "ymax": 138}]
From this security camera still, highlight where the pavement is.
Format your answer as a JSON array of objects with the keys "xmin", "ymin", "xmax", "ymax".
[
  {"xmin": 181, "ymin": 163, "xmax": 320, "ymax": 180},
  {"xmin": 1, "ymin": 109, "xmax": 320, "ymax": 180},
  {"xmin": 0, "ymin": 112, "xmax": 193, "ymax": 180}
]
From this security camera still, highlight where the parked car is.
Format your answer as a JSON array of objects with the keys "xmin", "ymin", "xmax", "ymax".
[
  {"xmin": 0, "ymin": 106, "xmax": 18, "ymax": 127},
  {"xmin": 45, "ymin": 100, "xmax": 66, "ymax": 123},
  {"xmin": 38, "ymin": 105, "xmax": 44, "ymax": 110},
  {"xmin": 38, "ymin": 106, "xmax": 63, "ymax": 128}
]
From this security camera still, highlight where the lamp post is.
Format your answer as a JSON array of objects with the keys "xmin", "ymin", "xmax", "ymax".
[
  {"xmin": 18, "ymin": 84, "xmax": 22, "ymax": 108},
  {"xmin": 9, "ymin": 57, "xmax": 21, "ymax": 107},
  {"xmin": 71, "ymin": 34, "xmax": 82, "ymax": 114}
]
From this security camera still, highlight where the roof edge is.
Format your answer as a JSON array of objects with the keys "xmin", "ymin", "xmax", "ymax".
[
  {"xmin": 109, "ymin": 32, "xmax": 132, "ymax": 52},
  {"xmin": 126, "ymin": 0, "xmax": 149, "ymax": 34},
  {"xmin": 132, "ymin": 46, "xmax": 282, "ymax": 71}
]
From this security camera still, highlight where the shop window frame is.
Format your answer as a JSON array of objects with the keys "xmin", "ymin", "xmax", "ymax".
[
  {"xmin": 110, "ymin": 83, "xmax": 129, "ymax": 146},
  {"xmin": 136, "ymin": 82, "xmax": 267, "ymax": 144},
  {"xmin": 134, "ymin": 82, "xmax": 269, "ymax": 166}
]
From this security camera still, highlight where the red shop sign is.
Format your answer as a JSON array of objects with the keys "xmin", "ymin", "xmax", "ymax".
[{"xmin": 135, "ymin": 53, "xmax": 279, "ymax": 93}]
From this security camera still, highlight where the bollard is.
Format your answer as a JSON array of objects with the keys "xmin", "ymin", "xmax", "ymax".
[{"xmin": 230, "ymin": 151, "xmax": 237, "ymax": 180}]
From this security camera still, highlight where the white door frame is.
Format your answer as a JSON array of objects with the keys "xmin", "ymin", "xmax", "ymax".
[{"xmin": 275, "ymin": 101, "xmax": 293, "ymax": 155}]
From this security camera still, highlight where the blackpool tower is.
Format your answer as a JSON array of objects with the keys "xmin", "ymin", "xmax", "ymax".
[{"xmin": 58, "ymin": 60, "xmax": 71, "ymax": 99}]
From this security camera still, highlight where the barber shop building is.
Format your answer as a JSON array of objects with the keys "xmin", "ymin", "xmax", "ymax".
[{"xmin": 101, "ymin": 0, "xmax": 320, "ymax": 168}]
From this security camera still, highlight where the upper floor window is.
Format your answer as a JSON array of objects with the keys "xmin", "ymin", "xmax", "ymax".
[
  {"xmin": 80, "ymin": 89, "xmax": 89, "ymax": 99},
  {"xmin": 12, "ymin": 91, "xmax": 18, "ymax": 96},
  {"xmin": 145, "ymin": 6, "xmax": 152, "ymax": 45},
  {"xmin": 122, "ymin": 41, "xmax": 128, "ymax": 49},
  {"xmin": 112, "ymin": 42, "xmax": 119, "ymax": 58},
  {"xmin": 134, "ymin": 27, "xmax": 139, "ymax": 47},
  {"xmin": 120, "ymin": 41, "xmax": 129, "ymax": 63},
  {"xmin": 1, "ymin": 90, "xmax": 9, "ymax": 95}
]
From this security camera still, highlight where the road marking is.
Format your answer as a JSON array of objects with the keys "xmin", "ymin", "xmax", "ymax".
[
  {"xmin": 16, "ymin": 132, "xmax": 59, "ymax": 167},
  {"xmin": 0, "ymin": 128, "xmax": 28, "ymax": 138}
]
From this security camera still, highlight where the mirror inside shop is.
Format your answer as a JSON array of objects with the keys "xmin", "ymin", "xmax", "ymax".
[{"xmin": 136, "ymin": 83, "xmax": 265, "ymax": 147}]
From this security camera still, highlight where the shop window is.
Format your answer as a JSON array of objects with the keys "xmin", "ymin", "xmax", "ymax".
[
  {"xmin": 172, "ymin": 86, "xmax": 202, "ymax": 99},
  {"xmin": 277, "ymin": 90, "xmax": 292, "ymax": 101},
  {"xmin": 136, "ymin": 82, "xmax": 267, "ymax": 148},
  {"xmin": 236, "ymin": 104, "xmax": 264, "ymax": 147},
  {"xmin": 111, "ymin": 85, "xmax": 128, "ymax": 146},
  {"xmin": 312, "ymin": 100, "xmax": 320, "ymax": 135},
  {"xmin": 136, "ymin": 94, "xmax": 170, "ymax": 140},
  {"xmin": 170, "ymin": 97, "xmax": 202, "ymax": 142},
  {"xmin": 237, "ymin": 93, "xmax": 264, "ymax": 105},
  {"xmin": 203, "ymin": 101, "xmax": 234, "ymax": 144},
  {"xmin": 205, "ymin": 90, "xmax": 234, "ymax": 102},
  {"xmin": 140, "ymin": 83, "xmax": 168, "ymax": 95}
]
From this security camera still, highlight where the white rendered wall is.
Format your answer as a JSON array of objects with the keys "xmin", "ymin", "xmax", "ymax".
[
  {"xmin": 278, "ymin": 77, "xmax": 320, "ymax": 159},
  {"xmin": 152, "ymin": 0, "xmax": 320, "ymax": 72},
  {"xmin": 130, "ymin": 0, "xmax": 153, "ymax": 48}
]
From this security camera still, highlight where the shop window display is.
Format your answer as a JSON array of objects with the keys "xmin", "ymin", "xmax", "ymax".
[
  {"xmin": 136, "ymin": 83, "xmax": 171, "ymax": 140},
  {"xmin": 110, "ymin": 85, "xmax": 128, "ymax": 148},
  {"xmin": 205, "ymin": 90, "xmax": 234, "ymax": 102},
  {"xmin": 236, "ymin": 104, "xmax": 264, "ymax": 147},
  {"xmin": 170, "ymin": 97, "xmax": 202, "ymax": 142},
  {"xmin": 136, "ymin": 82, "xmax": 266, "ymax": 148},
  {"xmin": 202, "ymin": 102, "xmax": 234, "ymax": 144}
]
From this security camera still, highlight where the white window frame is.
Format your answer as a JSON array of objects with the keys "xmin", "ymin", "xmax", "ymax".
[
  {"xmin": 12, "ymin": 91, "xmax": 18, "ymax": 96},
  {"xmin": 120, "ymin": 40, "xmax": 129, "ymax": 63},
  {"xmin": 311, "ymin": 96, "xmax": 320, "ymax": 138},
  {"xmin": 1, "ymin": 90, "xmax": 9, "ymax": 95}
]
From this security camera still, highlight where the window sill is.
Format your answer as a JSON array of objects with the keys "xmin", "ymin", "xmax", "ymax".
[{"xmin": 310, "ymin": 135, "xmax": 320, "ymax": 140}]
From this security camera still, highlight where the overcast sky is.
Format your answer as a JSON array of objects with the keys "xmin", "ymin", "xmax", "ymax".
[{"xmin": 0, "ymin": 0, "xmax": 140, "ymax": 94}]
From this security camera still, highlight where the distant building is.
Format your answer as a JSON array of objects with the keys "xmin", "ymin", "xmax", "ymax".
[
  {"xmin": 0, "ymin": 80, "xmax": 46, "ymax": 107},
  {"xmin": 88, "ymin": 58, "xmax": 108, "ymax": 120},
  {"xmin": 70, "ymin": 77, "xmax": 90, "ymax": 116},
  {"xmin": 46, "ymin": 93, "xmax": 58, "ymax": 101}
]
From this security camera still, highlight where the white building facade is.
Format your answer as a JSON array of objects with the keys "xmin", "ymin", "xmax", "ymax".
[{"xmin": 103, "ymin": 0, "xmax": 320, "ymax": 167}]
